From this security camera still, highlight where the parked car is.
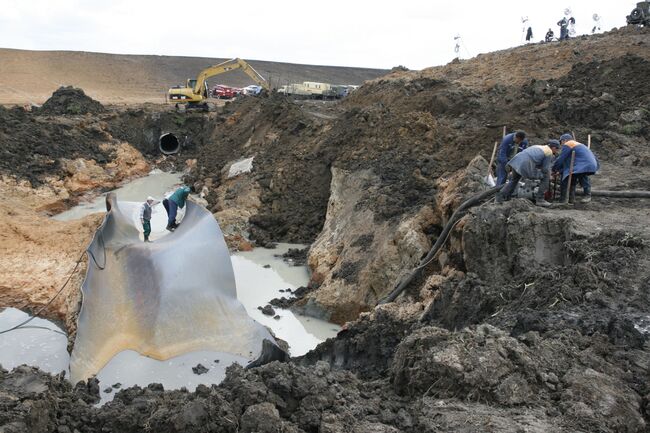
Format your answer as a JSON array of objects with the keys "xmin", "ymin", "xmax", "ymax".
[
  {"xmin": 211, "ymin": 85, "xmax": 240, "ymax": 99},
  {"xmin": 242, "ymin": 85, "xmax": 263, "ymax": 96}
]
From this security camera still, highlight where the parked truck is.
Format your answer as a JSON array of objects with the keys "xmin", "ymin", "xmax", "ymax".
[{"xmin": 278, "ymin": 81, "xmax": 341, "ymax": 99}]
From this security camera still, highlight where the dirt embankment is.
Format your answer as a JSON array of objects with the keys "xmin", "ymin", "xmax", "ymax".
[
  {"xmin": 1, "ymin": 27, "xmax": 650, "ymax": 433},
  {"xmin": 173, "ymin": 28, "xmax": 650, "ymax": 323},
  {"xmin": 0, "ymin": 88, "xmax": 150, "ymax": 335}
]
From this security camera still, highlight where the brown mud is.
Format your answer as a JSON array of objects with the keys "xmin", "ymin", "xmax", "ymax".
[{"xmin": 1, "ymin": 27, "xmax": 650, "ymax": 432}]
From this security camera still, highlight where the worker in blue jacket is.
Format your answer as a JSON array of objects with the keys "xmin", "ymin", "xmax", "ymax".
[
  {"xmin": 496, "ymin": 131, "xmax": 529, "ymax": 186},
  {"xmin": 163, "ymin": 185, "xmax": 191, "ymax": 231},
  {"xmin": 496, "ymin": 140, "xmax": 561, "ymax": 207},
  {"xmin": 553, "ymin": 134, "xmax": 599, "ymax": 204}
]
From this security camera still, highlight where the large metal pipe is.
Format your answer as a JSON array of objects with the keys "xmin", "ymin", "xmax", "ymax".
[
  {"xmin": 159, "ymin": 133, "xmax": 180, "ymax": 155},
  {"xmin": 70, "ymin": 193, "xmax": 285, "ymax": 382}
]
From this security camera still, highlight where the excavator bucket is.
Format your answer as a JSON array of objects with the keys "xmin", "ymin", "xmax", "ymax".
[{"xmin": 69, "ymin": 193, "xmax": 285, "ymax": 382}]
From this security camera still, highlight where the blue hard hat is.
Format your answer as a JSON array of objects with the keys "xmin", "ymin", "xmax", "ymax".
[
  {"xmin": 548, "ymin": 139, "xmax": 560, "ymax": 149},
  {"xmin": 559, "ymin": 133, "xmax": 573, "ymax": 142}
]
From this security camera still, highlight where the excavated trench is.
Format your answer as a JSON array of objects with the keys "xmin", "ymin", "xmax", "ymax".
[{"xmin": 2, "ymin": 36, "xmax": 650, "ymax": 430}]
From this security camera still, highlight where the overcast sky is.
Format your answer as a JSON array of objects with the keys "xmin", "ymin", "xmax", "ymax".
[{"xmin": 0, "ymin": 0, "xmax": 634, "ymax": 70}]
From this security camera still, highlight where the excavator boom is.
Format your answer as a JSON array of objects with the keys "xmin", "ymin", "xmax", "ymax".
[{"xmin": 168, "ymin": 58, "xmax": 269, "ymax": 105}]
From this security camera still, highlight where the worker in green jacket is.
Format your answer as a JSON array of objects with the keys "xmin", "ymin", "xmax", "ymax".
[{"xmin": 162, "ymin": 186, "xmax": 191, "ymax": 231}]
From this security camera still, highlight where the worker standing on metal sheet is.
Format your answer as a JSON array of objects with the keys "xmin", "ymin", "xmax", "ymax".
[
  {"xmin": 553, "ymin": 134, "xmax": 600, "ymax": 204},
  {"xmin": 496, "ymin": 140, "xmax": 561, "ymax": 207},
  {"xmin": 496, "ymin": 131, "xmax": 529, "ymax": 186},
  {"xmin": 163, "ymin": 186, "xmax": 191, "ymax": 231},
  {"xmin": 140, "ymin": 196, "xmax": 159, "ymax": 242}
]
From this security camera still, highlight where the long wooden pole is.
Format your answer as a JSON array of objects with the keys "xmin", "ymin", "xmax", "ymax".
[
  {"xmin": 587, "ymin": 134, "xmax": 591, "ymax": 149},
  {"xmin": 503, "ymin": 126, "xmax": 507, "ymax": 137},
  {"xmin": 564, "ymin": 151, "xmax": 576, "ymax": 204},
  {"xmin": 487, "ymin": 141, "xmax": 498, "ymax": 178}
]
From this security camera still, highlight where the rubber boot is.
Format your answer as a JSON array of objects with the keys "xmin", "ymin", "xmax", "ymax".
[
  {"xmin": 580, "ymin": 194, "xmax": 592, "ymax": 204},
  {"xmin": 536, "ymin": 199, "xmax": 552, "ymax": 208}
]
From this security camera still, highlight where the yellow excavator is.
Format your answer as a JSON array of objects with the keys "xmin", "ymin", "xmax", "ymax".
[{"xmin": 167, "ymin": 58, "xmax": 269, "ymax": 110}]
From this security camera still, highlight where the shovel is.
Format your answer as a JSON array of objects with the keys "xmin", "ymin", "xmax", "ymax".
[{"xmin": 484, "ymin": 141, "xmax": 498, "ymax": 186}]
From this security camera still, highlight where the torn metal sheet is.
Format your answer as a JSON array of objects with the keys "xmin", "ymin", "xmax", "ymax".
[
  {"xmin": 70, "ymin": 193, "xmax": 282, "ymax": 382},
  {"xmin": 227, "ymin": 157, "xmax": 254, "ymax": 178}
]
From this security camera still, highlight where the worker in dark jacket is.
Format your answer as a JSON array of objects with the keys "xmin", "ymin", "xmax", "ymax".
[
  {"xmin": 553, "ymin": 133, "xmax": 600, "ymax": 203},
  {"xmin": 163, "ymin": 186, "xmax": 191, "ymax": 231},
  {"xmin": 496, "ymin": 140, "xmax": 561, "ymax": 207},
  {"xmin": 496, "ymin": 131, "xmax": 529, "ymax": 186},
  {"xmin": 140, "ymin": 196, "xmax": 159, "ymax": 242},
  {"xmin": 557, "ymin": 17, "xmax": 569, "ymax": 40},
  {"xmin": 545, "ymin": 28, "xmax": 555, "ymax": 42}
]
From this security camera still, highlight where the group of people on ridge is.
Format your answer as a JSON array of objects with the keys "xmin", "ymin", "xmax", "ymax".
[
  {"xmin": 544, "ymin": 14, "xmax": 576, "ymax": 42},
  {"xmin": 139, "ymin": 186, "xmax": 191, "ymax": 242},
  {"xmin": 495, "ymin": 131, "xmax": 599, "ymax": 207}
]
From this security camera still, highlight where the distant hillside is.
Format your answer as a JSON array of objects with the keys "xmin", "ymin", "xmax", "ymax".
[{"xmin": 0, "ymin": 48, "xmax": 388, "ymax": 105}]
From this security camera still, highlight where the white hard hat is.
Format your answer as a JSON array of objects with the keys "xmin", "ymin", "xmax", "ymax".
[{"xmin": 147, "ymin": 196, "xmax": 155, "ymax": 202}]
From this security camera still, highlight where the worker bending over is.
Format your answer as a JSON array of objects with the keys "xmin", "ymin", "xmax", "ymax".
[
  {"xmin": 496, "ymin": 131, "xmax": 529, "ymax": 186},
  {"xmin": 163, "ymin": 186, "xmax": 191, "ymax": 231},
  {"xmin": 554, "ymin": 134, "xmax": 599, "ymax": 203},
  {"xmin": 496, "ymin": 140, "xmax": 561, "ymax": 207},
  {"xmin": 140, "ymin": 196, "xmax": 159, "ymax": 242}
]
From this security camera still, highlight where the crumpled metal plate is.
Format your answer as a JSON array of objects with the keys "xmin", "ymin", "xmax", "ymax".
[{"xmin": 70, "ymin": 193, "xmax": 282, "ymax": 382}]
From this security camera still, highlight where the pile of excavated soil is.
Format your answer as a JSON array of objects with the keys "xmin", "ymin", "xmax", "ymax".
[
  {"xmin": 39, "ymin": 86, "xmax": 105, "ymax": 115},
  {"xmin": 379, "ymin": 26, "xmax": 650, "ymax": 90},
  {"xmin": 1, "ymin": 26, "xmax": 650, "ymax": 433},
  {"xmin": 0, "ymin": 103, "xmax": 110, "ymax": 186},
  {"xmin": 170, "ymin": 45, "xmax": 650, "ymax": 322}
]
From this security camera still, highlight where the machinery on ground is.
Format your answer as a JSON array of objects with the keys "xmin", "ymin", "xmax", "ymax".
[
  {"xmin": 168, "ymin": 58, "xmax": 269, "ymax": 111},
  {"xmin": 278, "ymin": 82, "xmax": 358, "ymax": 99},
  {"xmin": 627, "ymin": 1, "xmax": 650, "ymax": 26}
]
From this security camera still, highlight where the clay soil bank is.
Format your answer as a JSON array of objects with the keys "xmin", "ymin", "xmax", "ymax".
[{"xmin": 1, "ymin": 26, "xmax": 650, "ymax": 433}]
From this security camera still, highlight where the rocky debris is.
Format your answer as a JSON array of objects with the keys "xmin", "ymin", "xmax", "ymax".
[
  {"xmin": 547, "ymin": 54, "xmax": 650, "ymax": 139},
  {"xmin": 278, "ymin": 247, "xmax": 309, "ymax": 266},
  {"xmin": 6, "ymin": 348, "xmax": 645, "ymax": 432},
  {"xmin": 191, "ymin": 364, "xmax": 209, "ymax": 375},
  {"xmin": 269, "ymin": 297, "xmax": 291, "ymax": 308},
  {"xmin": 1, "ymin": 27, "xmax": 650, "ymax": 433},
  {"xmin": 298, "ymin": 306, "xmax": 418, "ymax": 379},
  {"xmin": 269, "ymin": 285, "xmax": 315, "ymax": 310},
  {"xmin": 259, "ymin": 305, "xmax": 275, "ymax": 316},
  {"xmin": 39, "ymin": 86, "xmax": 105, "ymax": 116}
]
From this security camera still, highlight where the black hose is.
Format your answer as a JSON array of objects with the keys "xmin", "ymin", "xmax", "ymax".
[
  {"xmin": 591, "ymin": 190, "xmax": 650, "ymax": 198},
  {"xmin": 0, "ymin": 251, "xmax": 84, "ymax": 335},
  {"xmin": 379, "ymin": 184, "xmax": 504, "ymax": 304}
]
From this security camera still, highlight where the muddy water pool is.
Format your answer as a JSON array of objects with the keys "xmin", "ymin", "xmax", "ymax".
[{"xmin": 0, "ymin": 172, "xmax": 339, "ymax": 403}]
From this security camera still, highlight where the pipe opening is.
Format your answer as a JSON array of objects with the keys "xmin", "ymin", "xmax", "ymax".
[{"xmin": 159, "ymin": 133, "xmax": 180, "ymax": 155}]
